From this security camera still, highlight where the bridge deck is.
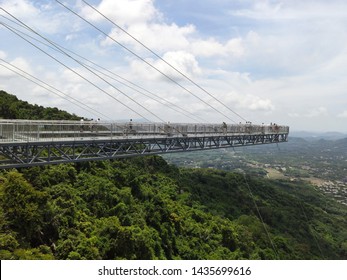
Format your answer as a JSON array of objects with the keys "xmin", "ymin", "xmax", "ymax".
[{"xmin": 0, "ymin": 120, "xmax": 289, "ymax": 168}]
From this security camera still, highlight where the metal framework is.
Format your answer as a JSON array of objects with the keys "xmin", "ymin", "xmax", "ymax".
[{"xmin": 0, "ymin": 120, "xmax": 289, "ymax": 168}]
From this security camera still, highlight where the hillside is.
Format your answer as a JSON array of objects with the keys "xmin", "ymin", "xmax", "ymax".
[
  {"xmin": 0, "ymin": 90, "xmax": 80, "ymax": 120},
  {"xmin": 0, "ymin": 90, "xmax": 346, "ymax": 260},
  {"xmin": 0, "ymin": 158, "xmax": 346, "ymax": 260}
]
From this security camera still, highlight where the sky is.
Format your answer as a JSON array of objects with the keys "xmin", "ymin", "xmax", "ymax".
[{"xmin": 0, "ymin": 0, "xmax": 347, "ymax": 132}]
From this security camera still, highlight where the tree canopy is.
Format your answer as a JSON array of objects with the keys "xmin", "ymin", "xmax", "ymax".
[
  {"xmin": 0, "ymin": 90, "xmax": 80, "ymax": 120},
  {"xmin": 0, "ymin": 90, "xmax": 346, "ymax": 259},
  {"xmin": 0, "ymin": 157, "xmax": 346, "ymax": 260}
]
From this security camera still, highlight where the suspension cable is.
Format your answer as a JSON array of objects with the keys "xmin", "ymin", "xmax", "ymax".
[
  {"xmin": 82, "ymin": 0, "xmax": 248, "ymax": 123},
  {"xmin": 0, "ymin": 19, "xmax": 152, "ymax": 122},
  {"xmin": 0, "ymin": 58, "xmax": 112, "ymax": 120},
  {"xmin": 0, "ymin": 14, "xmax": 207, "ymax": 123},
  {"xmin": 242, "ymin": 173, "xmax": 279, "ymax": 259},
  {"xmin": 55, "ymin": 0, "xmax": 237, "ymax": 123},
  {"xmin": 0, "ymin": 9, "xmax": 166, "ymax": 123},
  {"xmin": 85, "ymin": 64, "xmax": 206, "ymax": 123}
]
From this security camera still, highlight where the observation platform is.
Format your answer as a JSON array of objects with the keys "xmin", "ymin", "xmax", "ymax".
[{"xmin": 0, "ymin": 119, "xmax": 289, "ymax": 169}]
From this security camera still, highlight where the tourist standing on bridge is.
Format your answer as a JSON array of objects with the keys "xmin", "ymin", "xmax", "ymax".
[
  {"xmin": 96, "ymin": 118, "xmax": 100, "ymax": 133},
  {"xmin": 222, "ymin": 122, "xmax": 227, "ymax": 134},
  {"xmin": 129, "ymin": 119, "xmax": 133, "ymax": 130},
  {"xmin": 89, "ymin": 119, "xmax": 94, "ymax": 132},
  {"xmin": 80, "ymin": 118, "xmax": 84, "ymax": 132}
]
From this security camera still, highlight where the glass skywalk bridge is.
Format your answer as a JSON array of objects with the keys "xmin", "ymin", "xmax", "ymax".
[{"xmin": 0, "ymin": 119, "xmax": 289, "ymax": 168}]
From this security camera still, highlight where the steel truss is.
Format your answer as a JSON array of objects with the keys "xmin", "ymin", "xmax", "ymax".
[{"xmin": 0, "ymin": 132, "xmax": 288, "ymax": 169}]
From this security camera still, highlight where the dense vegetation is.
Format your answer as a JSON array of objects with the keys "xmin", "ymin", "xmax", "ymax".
[
  {"xmin": 0, "ymin": 90, "xmax": 80, "ymax": 120},
  {"xmin": 0, "ymin": 157, "xmax": 346, "ymax": 260},
  {"xmin": 0, "ymin": 90, "xmax": 346, "ymax": 260}
]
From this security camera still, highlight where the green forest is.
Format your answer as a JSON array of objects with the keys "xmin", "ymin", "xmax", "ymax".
[
  {"xmin": 0, "ymin": 90, "xmax": 346, "ymax": 260},
  {"xmin": 0, "ymin": 90, "xmax": 80, "ymax": 120}
]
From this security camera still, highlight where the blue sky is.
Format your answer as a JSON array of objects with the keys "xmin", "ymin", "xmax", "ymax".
[{"xmin": 1, "ymin": 0, "xmax": 347, "ymax": 132}]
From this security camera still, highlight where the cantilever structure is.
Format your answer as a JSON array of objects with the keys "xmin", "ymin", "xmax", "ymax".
[{"xmin": 0, "ymin": 119, "xmax": 289, "ymax": 169}]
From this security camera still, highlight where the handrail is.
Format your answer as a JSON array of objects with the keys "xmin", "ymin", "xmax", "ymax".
[{"xmin": 0, "ymin": 119, "xmax": 289, "ymax": 143}]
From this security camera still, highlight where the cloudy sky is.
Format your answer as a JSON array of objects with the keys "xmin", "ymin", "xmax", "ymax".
[{"xmin": 1, "ymin": 0, "xmax": 347, "ymax": 132}]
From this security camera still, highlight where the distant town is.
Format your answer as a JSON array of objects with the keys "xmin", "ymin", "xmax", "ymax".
[{"xmin": 164, "ymin": 134, "xmax": 347, "ymax": 206}]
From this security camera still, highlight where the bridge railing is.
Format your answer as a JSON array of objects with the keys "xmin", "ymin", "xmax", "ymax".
[{"xmin": 0, "ymin": 119, "xmax": 289, "ymax": 143}]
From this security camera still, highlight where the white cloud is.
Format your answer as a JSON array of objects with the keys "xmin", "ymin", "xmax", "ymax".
[
  {"xmin": 0, "ymin": 50, "xmax": 7, "ymax": 59},
  {"xmin": 338, "ymin": 110, "xmax": 347, "ymax": 118},
  {"xmin": 0, "ymin": 0, "xmax": 39, "ymax": 20},
  {"xmin": 234, "ymin": 93, "xmax": 274, "ymax": 112},
  {"xmin": 158, "ymin": 51, "xmax": 202, "ymax": 79},
  {"xmin": 231, "ymin": 0, "xmax": 347, "ymax": 21},
  {"xmin": 226, "ymin": 1, "xmax": 347, "ymax": 79},
  {"xmin": 0, "ymin": 65, "xmax": 15, "ymax": 78},
  {"xmin": 82, "ymin": 0, "xmax": 198, "ymax": 55},
  {"xmin": 288, "ymin": 113, "xmax": 300, "ymax": 118},
  {"xmin": 231, "ymin": 1, "xmax": 283, "ymax": 20},
  {"xmin": 129, "ymin": 50, "xmax": 202, "ymax": 81},
  {"xmin": 84, "ymin": 0, "xmax": 248, "ymax": 60},
  {"xmin": 1, "ymin": 0, "xmax": 347, "ymax": 131},
  {"xmin": 102, "ymin": 22, "xmax": 195, "ymax": 53},
  {"xmin": 225, "ymin": 38, "xmax": 244, "ymax": 57},
  {"xmin": 10, "ymin": 57, "xmax": 32, "ymax": 74},
  {"xmin": 0, "ymin": 56, "xmax": 32, "ymax": 78},
  {"xmin": 305, "ymin": 107, "xmax": 328, "ymax": 118},
  {"xmin": 81, "ymin": 0, "xmax": 159, "ymax": 26},
  {"xmin": 191, "ymin": 39, "xmax": 225, "ymax": 58},
  {"xmin": 0, "ymin": 0, "xmax": 80, "ymax": 34},
  {"xmin": 248, "ymin": 97, "xmax": 274, "ymax": 111}
]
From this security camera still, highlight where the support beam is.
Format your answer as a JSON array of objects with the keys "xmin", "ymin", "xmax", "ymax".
[{"xmin": 0, "ymin": 132, "xmax": 288, "ymax": 169}]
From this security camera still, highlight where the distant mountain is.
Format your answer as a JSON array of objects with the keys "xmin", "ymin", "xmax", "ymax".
[{"xmin": 290, "ymin": 130, "xmax": 347, "ymax": 140}]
